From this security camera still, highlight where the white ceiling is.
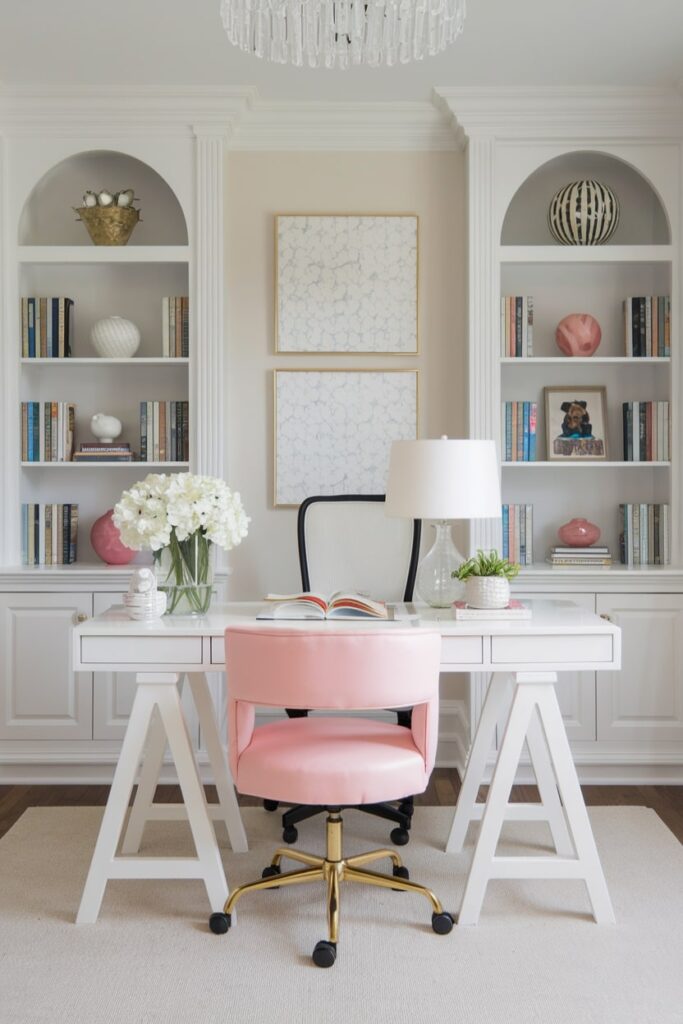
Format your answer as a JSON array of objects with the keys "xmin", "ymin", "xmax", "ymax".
[{"xmin": 1, "ymin": 0, "xmax": 682, "ymax": 103}]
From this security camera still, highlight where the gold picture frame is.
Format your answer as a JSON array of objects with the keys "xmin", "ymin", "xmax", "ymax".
[
  {"xmin": 272, "ymin": 211, "xmax": 417, "ymax": 356},
  {"xmin": 272, "ymin": 370, "xmax": 417, "ymax": 509}
]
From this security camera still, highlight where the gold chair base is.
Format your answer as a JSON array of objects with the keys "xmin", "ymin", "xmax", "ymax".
[{"xmin": 222, "ymin": 810, "xmax": 447, "ymax": 947}]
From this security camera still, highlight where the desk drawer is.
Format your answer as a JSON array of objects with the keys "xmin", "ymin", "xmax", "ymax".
[
  {"xmin": 81, "ymin": 636, "xmax": 203, "ymax": 665},
  {"xmin": 491, "ymin": 634, "xmax": 613, "ymax": 665},
  {"xmin": 211, "ymin": 637, "xmax": 226, "ymax": 665},
  {"xmin": 440, "ymin": 636, "xmax": 484, "ymax": 665}
]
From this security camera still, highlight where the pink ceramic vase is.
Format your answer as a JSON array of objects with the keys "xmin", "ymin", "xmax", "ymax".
[
  {"xmin": 90, "ymin": 509, "xmax": 135, "ymax": 565},
  {"xmin": 557, "ymin": 518, "xmax": 601, "ymax": 547},
  {"xmin": 555, "ymin": 313, "xmax": 602, "ymax": 357}
]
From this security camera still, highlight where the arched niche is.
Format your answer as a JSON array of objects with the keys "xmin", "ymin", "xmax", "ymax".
[
  {"xmin": 18, "ymin": 150, "xmax": 188, "ymax": 246},
  {"xmin": 500, "ymin": 151, "xmax": 671, "ymax": 246}
]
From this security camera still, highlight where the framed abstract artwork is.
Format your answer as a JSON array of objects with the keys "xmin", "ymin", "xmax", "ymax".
[
  {"xmin": 274, "ymin": 369, "xmax": 418, "ymax": 506},
  {"xmin": 544, "ymin": 385, "xmax": 608, "ymax": 461},
  {"xmin": 275, "ymin": 214, "xmax": 418, "ymax": 354}
]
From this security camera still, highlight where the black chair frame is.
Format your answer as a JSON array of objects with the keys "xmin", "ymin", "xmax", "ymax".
[{"xmin": 266, "ymin": 495, "xmax": 422, "ymax": 846}]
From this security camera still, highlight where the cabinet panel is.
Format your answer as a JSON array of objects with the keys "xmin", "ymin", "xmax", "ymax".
[
  {"xmin": 0, "ymin": 592, "xmax": 93, "ymax": 739},
  {"xmin": 514, "ymin": 591, "xmax": 596, "ymax": 741},
  {"xmin": 596, "ymin": 593, "xmax": 683, "ymax": 746}
]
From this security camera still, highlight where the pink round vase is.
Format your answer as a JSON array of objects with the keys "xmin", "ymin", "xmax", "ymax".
[
  {"xmin": 90, "ymin": 509, "xmax": 135, "ymax": 565},
  {"xmin": 555, "ymin": 313, "xmax": 602, "ymax": 357},
  {"xmin": 557, "ymin": 518, "xmax": 601, "ymax": 547}
]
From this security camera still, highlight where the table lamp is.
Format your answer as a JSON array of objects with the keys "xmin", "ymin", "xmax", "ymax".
[{"xmin": 385, "ymin": 436, "xmax": 501, "ymax": 608}]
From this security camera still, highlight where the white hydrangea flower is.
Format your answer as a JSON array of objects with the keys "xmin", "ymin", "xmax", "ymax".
[{"xmin": 113, "ymin": 472, "xmax": 250, "ymax": 552}]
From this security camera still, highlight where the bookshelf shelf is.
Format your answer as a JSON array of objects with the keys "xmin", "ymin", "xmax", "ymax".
[
  {"xmin": 502, "ymin": 461, "xmax": 671, "ymax": 469},
  {"xmin": 499, "ymin": 245, "xmax": 673, "ymax": 264},
  {"xmin": 20, "ymin": 462, "xmax": 190, "ymax": 469},
  {"xmin": 17, "ymin": 245, "xmax": 190, "ymax": 265},
  {"xmin": 21, "ymin": 358, "xmax": 189, "ymax": 366},
  {"xmin": 500, "ymin": 357, "xmax": 671, "ymax": 365}
]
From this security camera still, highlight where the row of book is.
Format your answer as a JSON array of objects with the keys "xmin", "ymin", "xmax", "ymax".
[
  {"xmin": 72, "ymin": 442, "xmax": 135, "ymax": 463},
  {"xmin": 622, "ymin": 401, "xmax": 670, "ymax": 462},
  {"xmin": 618, "ymin": 503, "xmax": 670, "ymax": 565},
  {"xmin": 21, "ymin": 503, "xmax": 78, "ymax": 565},
  {"xmin": 501, "ymin": 504, "xmax": 533, "ymax": 565},
  {"xmin": 623, "ymin": 297, "xmax": 670, "ymax": 358},
  {"xmin": 21, "ymin": 298, "xmax": 74, "ymax": 358},
  {"xmin": 140, "ymin": 401, "xmax": 189, "ymax": 462},
  {"xmin": 502, "ymin": 402, "xmax": 538, "ymax": 461},
  {"xmin": 21, "ymin": 402, "xmax": 75, "ymax": 462},
  {"xmin": 162, "ymin": 297, "xmax": 189, "ymax": 358},
  {"xmin": 548, "ymin": 545, "xmax": 612, "ymax": 567},
  {"xmin": 500, "ymin": 296, "xmax": 534, "ymax": 357}
]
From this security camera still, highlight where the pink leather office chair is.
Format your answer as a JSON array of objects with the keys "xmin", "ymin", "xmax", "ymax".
[{"xmin": 209, "ymin": 626, "xmax": 453, "ymax": 967}]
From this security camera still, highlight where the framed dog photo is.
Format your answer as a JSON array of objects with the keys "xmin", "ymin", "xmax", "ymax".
[{"xmin": 544, "ymin": 385, "xmax": 608, "ymax": 461}]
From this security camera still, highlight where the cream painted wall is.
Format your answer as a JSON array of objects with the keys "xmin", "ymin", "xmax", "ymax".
[{"xmin": 224, "ymin": 150, "xmax": 467, "ymax": 600}]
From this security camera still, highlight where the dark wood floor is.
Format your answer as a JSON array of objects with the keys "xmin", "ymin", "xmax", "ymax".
[{"xmin": 1, "ymin": 771, "xmax": 682, "ymax": 843}]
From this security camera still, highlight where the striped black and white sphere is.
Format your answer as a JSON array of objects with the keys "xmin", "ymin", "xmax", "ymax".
[{"xmin": 548, "ymin": 180, "xmax": 620, "ymax": 246}]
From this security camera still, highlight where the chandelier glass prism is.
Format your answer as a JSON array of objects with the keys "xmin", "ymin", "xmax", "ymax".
[{"xmin": 220, "ymin": 0, "xmax": 467, "ymax": 69}]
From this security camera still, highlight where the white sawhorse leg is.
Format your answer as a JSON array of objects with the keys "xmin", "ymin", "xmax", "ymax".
[
  {"xmin": 446, "ymin": 674, "xmax": 572, "ymax": 856},
  {"xmin": 76, "ymin": 673, "xmax": 229, "ymax": 925},
  {"xmin": 457, "ymin": 673, "xmax": 614, "ymax": 926},
  {"xmin": 122, "ymin": 672, "xmax": 248, "ymax": 856}
]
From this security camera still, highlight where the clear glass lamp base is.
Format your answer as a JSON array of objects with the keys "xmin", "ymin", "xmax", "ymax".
[{"xmin": 415, "ymin": 521, "xmax": 465, "ymax": 609}]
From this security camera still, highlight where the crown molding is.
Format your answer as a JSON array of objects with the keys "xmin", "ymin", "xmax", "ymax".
[
  {"xmin": 0, "ymin": 85, "xmax": 456, "ymax": 151},
  {"xmin": 434, "ymin": 86, "xmax": 683, "ymax": 142}
]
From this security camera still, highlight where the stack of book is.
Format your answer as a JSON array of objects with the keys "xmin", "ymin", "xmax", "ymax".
[
  {"xmin": 21, "ymin": 401, "xmax": 75, "ymax": 462},
  {"xmin": 619, "ymin": 504, "xmax": 670, "ymax": 565},
  {"xmin": 548, "ymin": 545, "xmax": 612, "ymax": 568},
  {"xmin": 161, "ymin": 297, "xmax": 189, "ymax": 358},
  {"xmin": 502, "ymin": 401, "xmax": 537, "ymax": 461},
  {"xmin": 623, "ymin": 297, "xmax": 670, "ymax": 357},
  {"xmin": 21, "ymin": 298, "xmax": 74, "ymax": 358},
  {"xmin": 502, "ymin": 504, "xmax": 533, "ymax": 565},
  {"xmin": 72, "ymin": 442, "xmax": 135, "ymax": 463},
  {"xmin": 622, "ymin": 401, "xmax": 670, "ymax": 461},
  {"xmin": 140, "ymin": 400, "xmax": 189, "ymax": 462},
  {"xmin": 21, "ymin": 503, "xmax": 78, "ymax": 565},
  {"xmin": 500, "ymin": 296, "xmax": 533, "ymax": 357}
]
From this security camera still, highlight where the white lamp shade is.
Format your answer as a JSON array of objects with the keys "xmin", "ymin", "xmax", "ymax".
[{"xmin": 385, "ymin": 438, "xmax": 501, "ymax": 520}]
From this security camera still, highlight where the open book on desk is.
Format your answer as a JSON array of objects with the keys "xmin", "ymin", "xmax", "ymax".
[{"xmin": 257, "ymin": 592, "xmax": 391, "ymax": 620}]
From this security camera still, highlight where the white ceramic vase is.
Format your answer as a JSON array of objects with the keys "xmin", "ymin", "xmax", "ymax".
[
  {"xmin": 465, "ymin": 575, "xmax": 510, "ymax": 610},
  {"xmin": 90, "ymin": 413, "xmax": 122, "ymax": 443},
  {"xmin": 90, "ymin": 315, "xmax": 140, "ymax": 358}
]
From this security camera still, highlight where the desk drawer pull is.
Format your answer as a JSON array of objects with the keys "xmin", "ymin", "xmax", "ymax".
[
  {"xmin": 74, "ymin": 612, "xmax": 88, "ymax": 624},
  {"xmin": 600, "ymin": 613, "xmax": 612, "ymax": 622}
]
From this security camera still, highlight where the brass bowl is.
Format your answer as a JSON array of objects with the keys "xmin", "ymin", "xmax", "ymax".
[{"xmin": 74, "ymin": 205, "xmax": 141, "ymax": 246}]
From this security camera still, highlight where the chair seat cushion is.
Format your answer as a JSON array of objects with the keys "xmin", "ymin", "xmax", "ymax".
[{"xmin": 235, "ymin": 716, "xmax": 428, "ymax": 806}]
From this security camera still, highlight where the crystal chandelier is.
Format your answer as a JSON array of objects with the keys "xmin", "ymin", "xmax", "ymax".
[{"xmin": 220, "ymin": 0, "xmax": 467, "ymax": 69}]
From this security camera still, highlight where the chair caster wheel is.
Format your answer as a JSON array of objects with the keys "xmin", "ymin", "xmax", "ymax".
[
  {"xmin": 391, "ymin": 864, "xmax": 410, "ymax": 890},
  {"xmin": 390, "ymin": 827, "xmax": 410, "ymax": 846},
  {"xmin": 209, "ymin": 912, "xmax": 231, "ymax": 935},
  {"xmin": 398, "ymin": 801, "xmax": 414, "ymax": 819},
  {"xmin": 431, "ymin": 911, "xmax": 454, "ymax": 935},
  {"xmin": 312, "ymin": 940, "xmax": 336, "ymax": 968},
  {"xmin": 263, "ymin": 799, "xmax": 279, "ymax": 812},
  {"xmin": 282, "ymin": 826, "xmax": 298, "ymax": 844},
  {"xmin": 261, "ymin": 864, "xmax": 281, "ymax": 888}
]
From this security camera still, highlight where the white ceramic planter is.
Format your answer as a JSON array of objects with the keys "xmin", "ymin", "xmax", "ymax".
[{"xmin": 465, "ymin": 575, "xmax": 510, "ymax": 610}]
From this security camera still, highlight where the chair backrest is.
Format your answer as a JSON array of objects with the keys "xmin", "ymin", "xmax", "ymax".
[
  {"xmin": 297, "ymin": 495, "xmax": 421, "ymax": 602},
  {"xmin": 225, "ymin": 626, "xmax": 441, "ymax": 712}
]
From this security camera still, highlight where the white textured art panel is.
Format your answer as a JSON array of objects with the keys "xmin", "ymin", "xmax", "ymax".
[
  {"xmin": 275, "ymin": 371, "xmax": 417, "ymax": 506},
  {"xmin": 276, "ymin": 215, "xmax": 418, "ymax": 353}
]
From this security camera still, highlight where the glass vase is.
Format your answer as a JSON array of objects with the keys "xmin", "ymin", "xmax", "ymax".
[
  {"xmin": 416, "ymin": 521, "xmax": 465, "ymax": 608},
  {"xmin": 155, "ymin": 532, "xmax": 215, "ymax": 616}
]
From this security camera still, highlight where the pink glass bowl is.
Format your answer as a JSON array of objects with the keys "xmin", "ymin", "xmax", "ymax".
[
  {"xmin": 90, "ymin": 509, "xmax": 135, "ymax": 565},
  {"xmin": 555, "ymin": 313, "xmax": 602, "ymax": 357},
  {"xmin": 557, "ymin": 518, "xmax": 601, "ymax": 547}
]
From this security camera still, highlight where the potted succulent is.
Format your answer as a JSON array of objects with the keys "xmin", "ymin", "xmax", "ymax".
[{"xmin": 452, "ymin": 549, "xmax": 520, "ymax": 609}]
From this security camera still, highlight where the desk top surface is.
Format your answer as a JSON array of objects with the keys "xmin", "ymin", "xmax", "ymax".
[{"xmin": 75, "ymin": 599, "xmax": 620, "ymax": 639}]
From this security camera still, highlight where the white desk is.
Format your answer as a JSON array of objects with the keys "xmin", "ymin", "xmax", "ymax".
[{"xmin": 73, "ymin": 600, "xmax": 621, "ymax": 926}]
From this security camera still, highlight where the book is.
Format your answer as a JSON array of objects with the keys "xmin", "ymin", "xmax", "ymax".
[
  {"xmin": 257, "ymin": 592, "xmax": 389, "ymax": 620},
  {"xmin": 453, "ymin": 600, "xmax": 531, "ymax": 620}
]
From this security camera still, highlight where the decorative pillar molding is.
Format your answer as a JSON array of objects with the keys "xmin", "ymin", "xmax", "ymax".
[
  {"xmin": 465, "ymin": 134, "xmax": 501, "ymax": 555},
  {"xmin": 192, "ymin": 127, "xmax": 227, "ymax": 480}
]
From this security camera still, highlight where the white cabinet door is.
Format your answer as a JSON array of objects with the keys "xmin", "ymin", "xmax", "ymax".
[
  {"xmin": 92, "ymin": 592, "xmax": 136, "ymax": 740},
  {"xmin": 515, "ymin": 591, "xmax": 596, "ymax": 741},
  {"xmin": 0, "ymin": 592, "xmax": 93, "ymax": 740},
  {"xmin": 596, "ymin": 593, "xmax": 683, "ymax": 747}
]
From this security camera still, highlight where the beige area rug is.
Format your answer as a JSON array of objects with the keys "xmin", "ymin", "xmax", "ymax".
[{"xmin": 0, "ymin": 806, "xmax": 681, "ymax": 1024}]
